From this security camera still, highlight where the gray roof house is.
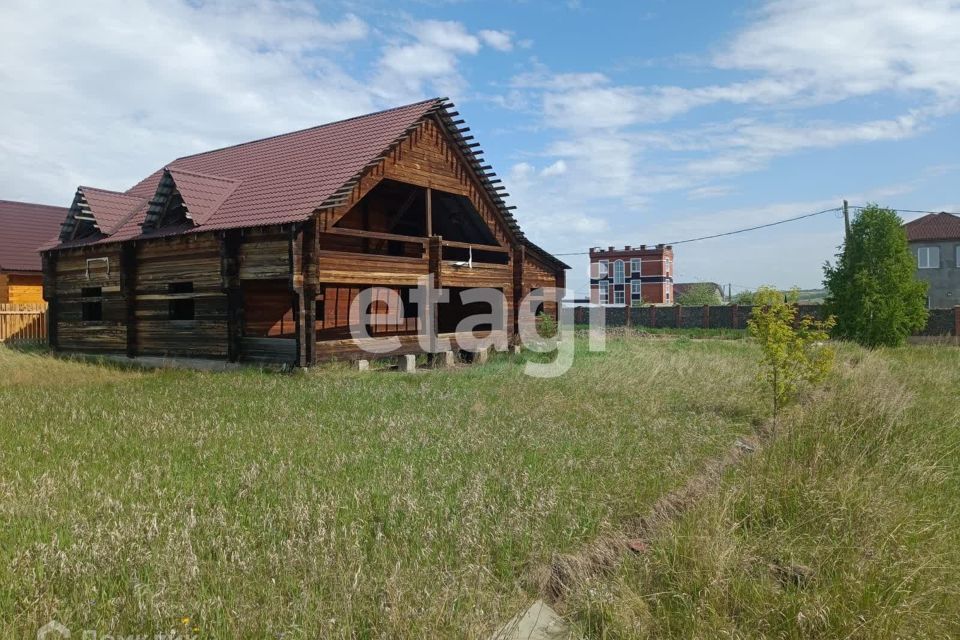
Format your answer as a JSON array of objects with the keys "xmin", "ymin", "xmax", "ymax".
[{"xmin": 903, "ymin": 212, "xmax": 960, "ymax": 309}]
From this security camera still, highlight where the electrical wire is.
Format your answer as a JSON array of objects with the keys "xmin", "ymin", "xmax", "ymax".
[
  {"xmin": 850, "ymin": 205, "xmax": 960, "ymax": 216},
  {"xmin": 550, "ymin": 206, "xmax": 842, "ymax": 256}
]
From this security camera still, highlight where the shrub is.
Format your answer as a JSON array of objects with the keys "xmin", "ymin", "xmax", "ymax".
[{"xmin": 748, "ymin": 287, "xmax": 835, "ymax": 417}]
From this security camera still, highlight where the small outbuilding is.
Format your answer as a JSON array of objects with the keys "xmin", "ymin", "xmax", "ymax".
[
  {"xmin": 0, "ymin": 200, "xmax": 67, "ymax": 303},
  {"xmin": 41, "ymin": 98, "xmax": 568, "ymax": 365}
]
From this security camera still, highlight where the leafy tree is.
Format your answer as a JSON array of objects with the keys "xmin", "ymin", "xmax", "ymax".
[
  {"xmin": 731, "ymin": 290, "xmax": 755, "ymax": 305},
  {"xmin": 748, "ymin": 287, "xmax": 835, "ymax": 418},
  {"xmin": 823, "ymin": 204, "xmax": 928, "ymax": 347},
  {"xmin": 677, "ymin": 283, "xmax": 722, "ymax": 306}
]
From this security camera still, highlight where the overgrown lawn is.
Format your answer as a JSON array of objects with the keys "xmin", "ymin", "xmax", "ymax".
[{"xmin": 0, "ymin": 338, "xmax": 763, "ymax": 638}]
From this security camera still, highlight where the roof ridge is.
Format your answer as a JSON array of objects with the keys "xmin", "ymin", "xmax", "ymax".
[
  {"xmin": 0, "ymin": 198, "xmax": 69, "ymax": 209},
  {"xmin": 79, "ymin": 186, "xmax": 146, "ymax": 199},
  {"xmin": 166, "ymin": 167, "xmax": 239, "ymax": 183},
  {"xmin": 171, "ymin": 97, "xmax": 445, "ymax": 163}
]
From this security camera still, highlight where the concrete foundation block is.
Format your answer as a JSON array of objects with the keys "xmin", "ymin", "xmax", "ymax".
[
  {"xmin": 511, "ymin": 344, "xmax": 522, "ymax": 355},
  {"xmin": 398, "ymin": 354, "xmax": 417, "ymax": 373},
  {"xmin": 354, "ymin": 359, "xmax": 369, "ymax": 371},
  {"xmin": 433, "ymin": 351, "xmax": 457, "ymax": 369},
  {"xmin": 474, "ymin": 347, "xmax": 490, "ymax": 365}
]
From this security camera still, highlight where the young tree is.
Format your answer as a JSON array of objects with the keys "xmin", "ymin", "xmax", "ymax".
[
  {"xmin": 677, "ymin": 283, "xmax": 722, "ymax": 306},
  {"xmin": 748, "ymin": 287, "xmax": 835, "ymax": 417},
  {"xmin": 823, "ymin": 204, "xmax": 927, "ymax": 347},
  {"xmin": 731, "ymin": 290, "xmax": 756, "ymax": 305}
]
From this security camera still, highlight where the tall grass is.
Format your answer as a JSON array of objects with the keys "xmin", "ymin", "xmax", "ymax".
[
  {"xmin": 0, "ymin": 338, "xmax": 765, "ymax": 638},
  {"xmin": 566, "ymin": 345, "xmax": 960, "ymax": 638}
]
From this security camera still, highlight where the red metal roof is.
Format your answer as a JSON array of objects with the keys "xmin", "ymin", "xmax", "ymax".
[
  {"xmin": 42, "ymin": 97, "xmax": 569, "ymax": 270},
  {"xmin": 0, "ymin": 200, "xmax": 68, "ymax": 272},
  {"xmin": 165, "ymin": 169, "xmax": 241, "ymax": 226},
  {"xmin": 80, "ymin": 187, "xmax": 149, "ymax": 235},
  {"xmin": 903, "ymin": 212, "xmax": 960, "ymax": 242},
  {"xmin": 50, "ymin": 98, "xmax": 442, "ymax": 247}
]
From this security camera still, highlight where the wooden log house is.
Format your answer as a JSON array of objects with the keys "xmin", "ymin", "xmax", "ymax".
[{"xmin": 41, "ymin": 98, "xmax": 568, "ymax": 366}]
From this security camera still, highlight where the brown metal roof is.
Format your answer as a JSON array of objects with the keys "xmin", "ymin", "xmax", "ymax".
[
  {"xmin": 903, "ymin": 212, "xmax": 960, "ymax": 242},
  {"xmin": 0, "ymin": 200, "xmax": 68, "ymax": 272},
  {"xmin": 79, "ymin": 187, "xmax": 149, "ymax": 235},
  {"xmin": 44, "ymin": 97, "xmax": 569, "ymax": 270}
]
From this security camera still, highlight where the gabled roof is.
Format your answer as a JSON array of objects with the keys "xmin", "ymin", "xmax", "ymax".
[
  {"xmin": 45, "ymin": 97, "xmax": 568, "ymax": 270},
  {"xmin": 903, "ymin": 212, "xmax": 960, "ymax": 242},
  {"xmin": 0, "ymin": 200, "xmax": 68, "ymax": 272}
]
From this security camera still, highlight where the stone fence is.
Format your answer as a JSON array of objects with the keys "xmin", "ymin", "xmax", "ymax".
[{"xmin": 572, "ymin": 304, "xmax": 960, "ymax": 338}]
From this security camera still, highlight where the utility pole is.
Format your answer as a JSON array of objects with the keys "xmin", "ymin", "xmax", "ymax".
[
  {"xmin": 843, "ymin": 199, "xmax": 850, "ymax": 240},
  {"xmin": 727, "ymin": 283, "xmax": 732, "ymax": 302}
]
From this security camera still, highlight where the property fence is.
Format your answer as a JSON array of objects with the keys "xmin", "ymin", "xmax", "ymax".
[
  {"xmin": 573, "ymin": 304, "xmax": 960, "ymax": 338},
  {"xmin": 0, "ymin": 303, "xmax": 48, "ymax": 344}
]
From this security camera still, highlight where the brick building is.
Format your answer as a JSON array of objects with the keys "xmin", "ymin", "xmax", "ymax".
[{"xmin": 589, "ymin": 244, "xmax": 674, "ymax": 305}]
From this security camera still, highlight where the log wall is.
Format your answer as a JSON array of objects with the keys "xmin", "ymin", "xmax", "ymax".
[
  {"xmin": 53, "ymin": 246, "xmax": 126, "ymax": 352},
  {"xmin": 135, "ymin": 234, "xmax": 228, "ymax": 358}
]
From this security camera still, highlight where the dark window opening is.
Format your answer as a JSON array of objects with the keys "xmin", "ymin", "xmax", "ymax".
[
  {"xmin": 399, "ymin": 287, "xmax": 418, "ymax": 319},
  {"xmin": 81, "ymin": 286, "xmax": 102, "ymax": 322},
  {"xmin": 168, "ymin": 282, "xmax": 195, "ymax": 321}
]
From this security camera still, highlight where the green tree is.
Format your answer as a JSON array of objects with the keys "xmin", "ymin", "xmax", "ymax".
[
  {"xmin": 677, "ymin": 283, "xmax": 722, "ymax": 306},
  {"xmin": 731, "ymin": 290, "xmax": 755, "ymax": 305},
  {"xmin": 748, "ymin": 287, "xmax": 835, "ymax": 417},
  {"xmin": 823, "ymin": 204, "xmax": 928, "ymax": 347}
]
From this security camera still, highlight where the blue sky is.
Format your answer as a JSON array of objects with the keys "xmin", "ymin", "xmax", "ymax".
[{"xmin": 2, "ymin": 0, "xmax": 959, "ymax": 298}]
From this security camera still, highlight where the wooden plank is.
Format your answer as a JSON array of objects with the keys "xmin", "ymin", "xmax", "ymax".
[
  {"xmin": 441, "ymin": 239, "xmax": 508, "ymax": 253},
  {"xmin": 315, "ymin": 329, "xmax": 506, "ymax": 362},
  {"xmin": 120, "ymin": 242, "xmax": 137, "ymax": 357},
  {"xmin": 221, "ymin": 229, "xmax": 242, "ymax": 362},
  {"xmin": 322, "ymin": 227, "xmax": 428, "ymax": 248},
  {"xmin": 0, "ymin": 303, "xmax": 48, "ymax": 344}
]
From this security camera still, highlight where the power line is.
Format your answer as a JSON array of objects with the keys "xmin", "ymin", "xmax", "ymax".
[
  {"xmin": 548, "ymin": 203, "xmax": 957, "ymax": 259},
  {"xmin": 663, "ymin": 206, "xmax": 841, "ymax": 246},
  {"xmin": 850, "ymin": 205, "xmax": 960, "ymax": 216},
  {"xmin": 550, "ymin": 206, "xmax": 842, "ymax": 256}
]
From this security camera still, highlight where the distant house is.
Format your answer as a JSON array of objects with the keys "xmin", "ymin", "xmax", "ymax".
[
  {"xmin": 903, "ymin": 212, "xmax": 960, "ymax": 309},
  {"xmin": 0, "ymin": 200, "xmax": 67, "ymax": 303},
  {"xmin": 673, "ymin": 282, "xmax": 724, "ymax": 303},
  {"xmin": 41, "ymin": 98, "xmax": 568, "ymax": 365},
  {"xmin": 589, "ymin": 245, "xmax": 674, "ymax": 305}
]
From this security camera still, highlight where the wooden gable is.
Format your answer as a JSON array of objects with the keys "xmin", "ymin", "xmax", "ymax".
[{"xmin": 320, "ymin": 116, "xmax": 512, "ymax": 247}]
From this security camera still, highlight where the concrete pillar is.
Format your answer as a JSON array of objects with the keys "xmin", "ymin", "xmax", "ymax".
[
  {"xmin": 354, "ymin": 359, "xmax": 369, "ymax": 371},
  {"xmin": 474, "ymin": 347, "xmax": 490, "ymax": 365},
  {"xmin": 511, "ymin": 344, "xmax": 521, "ymax": 355},
  {"xmin": 429, "ymin": 351, "xmax": 455, "ymax": 367},
  {"xmin": 398, "ymin": 354, "xmax": 417, "ymax": 372},
  {"xmin": 954, "ymin": 305, "xmax": 960, "ymax": 338}
]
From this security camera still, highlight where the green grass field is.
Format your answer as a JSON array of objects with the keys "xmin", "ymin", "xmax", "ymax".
[
  {"xmin": 1, "ymin": 338, "xmax": 957, "ymax": 638},
  {"xmin": 564, "ymin": 345, "xmax": 960, "ymax": 638}
]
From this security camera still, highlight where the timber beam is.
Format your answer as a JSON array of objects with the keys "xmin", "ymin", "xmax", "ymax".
[{"xmin": 220, "ymin": 230, "xmax": 243, "ymax": 362}]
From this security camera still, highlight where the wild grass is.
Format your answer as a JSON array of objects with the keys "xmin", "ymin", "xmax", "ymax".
[
  {"xmin": 564, "ymin": 345, "xmax": 960, "ymax": 638},
  {"xmin": 0, "ymin": 336, "xmax": 766, "ymax": 638}
]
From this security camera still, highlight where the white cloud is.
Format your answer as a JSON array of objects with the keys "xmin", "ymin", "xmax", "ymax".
[
  {"xmin": 540, "ymin": 160, "xmax": 567, "ymax": 177},
  {"xmin": 0, "ymin": 2, "xmax": 521, "ymax": 206},
  {"xmin": 687, "ymin": 185, "xmax": 735, "ymax": 200},
  {"xmin": 373, "ymin": 20, "xmax": 514, "ymax": 102},
  {"xmin": 415, "ymin": 20, "xmax": 481, "ymax": 54},
  {"xmin": 479, "ymin": 29, "xmax": 514, "ymax": 52},
  {"xmin": 717, "ymin": 0, "xmax": 960, "ymax": 101},
  {"xmin": 0, "ymin": 0, "xmax": 375, "ymax": 203}
]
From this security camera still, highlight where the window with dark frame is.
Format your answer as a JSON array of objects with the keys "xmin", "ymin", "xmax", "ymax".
[
  {"xmin": 168, "ymin": 282, "xmax": 195, "ymax": 321},
  {"xmin": 81, "ymin": 286, "xmax": 103, "ymax": 322}
]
